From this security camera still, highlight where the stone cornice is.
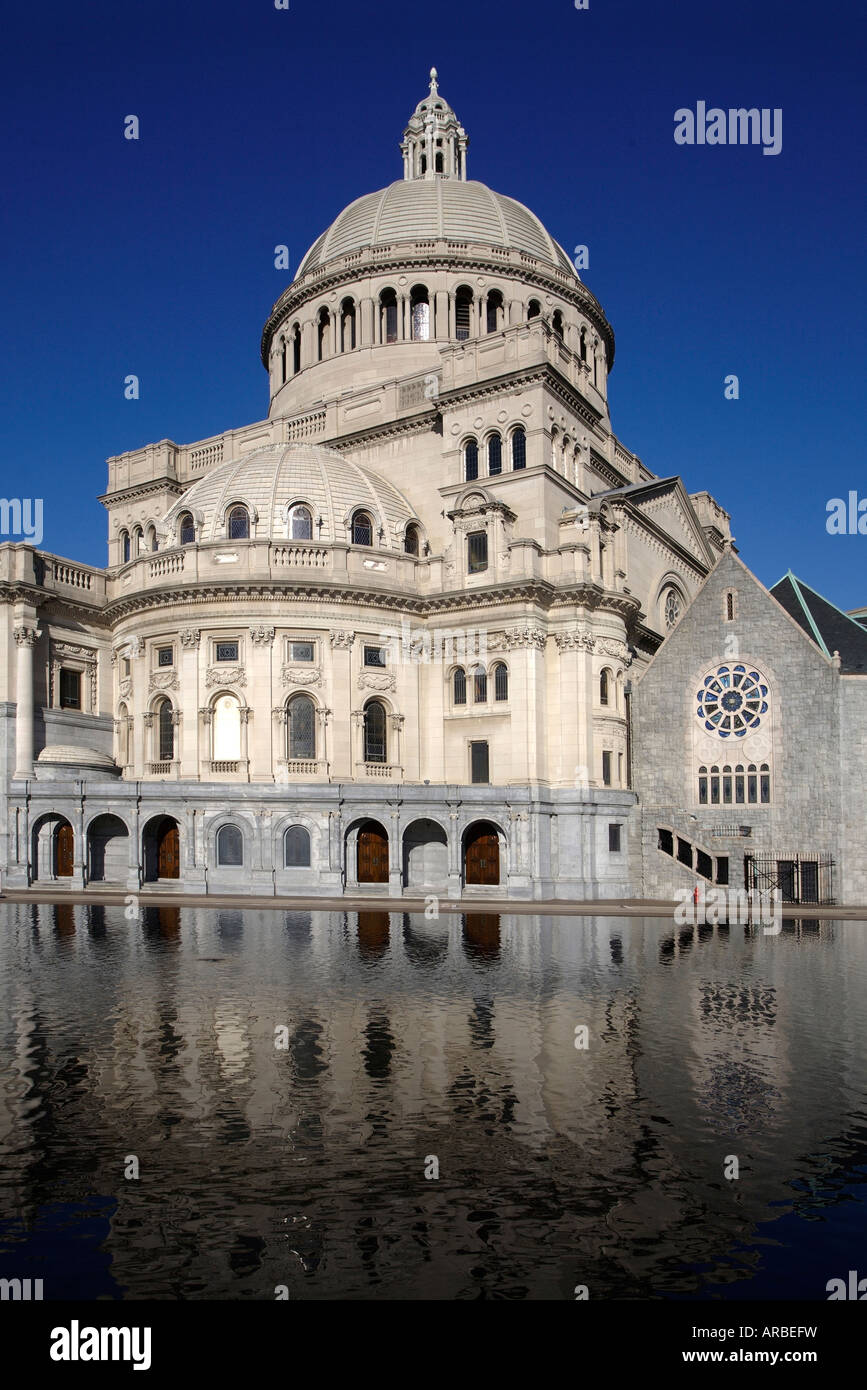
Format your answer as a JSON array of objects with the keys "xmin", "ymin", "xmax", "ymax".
[
  {"xmin": 99, "ymin": 576, "xmax": 641, "ymax": 625},
  {"xmin": 97, "ymin": 477, "xmax": 185, "ymax": 510}
]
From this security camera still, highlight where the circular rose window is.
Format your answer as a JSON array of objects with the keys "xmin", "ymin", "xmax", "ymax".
[{"xmin": 696, "ymin": 664, "xmax": 768, "ymax": 738}]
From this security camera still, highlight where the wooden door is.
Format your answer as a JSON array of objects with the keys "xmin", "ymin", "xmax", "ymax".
[
  {"xmin": 357, "ymin": 825, "xmax": 389, "ymax": 883},
  {"xmin": 157, "ymin": 821, "xmax": 180, "ymax": 879},
  {"xmin": 465, "ymin": 828, "xmax": 500, "ymax": 885},
  {"xmin": 55, "ymin": 822, "xmax": 74, "ymax": 877}
]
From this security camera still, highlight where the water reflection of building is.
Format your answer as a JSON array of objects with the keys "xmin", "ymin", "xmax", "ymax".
[{"xmin": 0, "ymin": 904, "xmax": 863, "ymax": 1297}]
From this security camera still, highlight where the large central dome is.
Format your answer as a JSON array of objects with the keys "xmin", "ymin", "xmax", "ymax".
[{"xmin": 297, "ymin": 178, "xmax": 577, "ymax": 278}]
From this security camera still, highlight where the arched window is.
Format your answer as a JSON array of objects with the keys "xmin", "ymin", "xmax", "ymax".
[
  {"xmin": 292, "ymin": 324, "xmax": 301, "ymax": 374},
  {"xmin": 528, "ymin": 299, "xmax": 541, "ymax": 320},
  {"xmin": 179, "ymin": 513, "xmax": 196, "ymax": 545},
  {"xmin": 280, "ymin": 336, "xmax": 287, "ymax": 383},
  {"xmin": 340, "ymin": 297, "xmax": 356, "ymax": 352},
  {"xmin": 453, "ymin": 667, "xmax": 467, "ymax": 705},
  {"xmin": 228, "ymin": 505, "xmax": 249, "ymax": 540},
  {"xmin": 132, "ymin": 527, "xmax": 143, "ymax": 556},
  {"xmin": 288, "ymin": 695, "xmax": 316, "ymax": 760},
  {"xmin": 411, "ymin": 285, "xmax": 430, "ymax": 341},
  {"xmin": 352, "ymin": 510, "xmax": 373, "ymax": 546},
  {"xmin": 146, "ymin": 525, "xmax": 157, "ymax": 552},
  {"xmin": 284, "ymin": 825, "xmax": 311, "ymax": 867},
  {"xmin": 317, "ymin": 307, "xmax": 330, "ymax": 361},
  {"xmin": 511, "ymin": 427, "xmax": 526, "ymax": 470},
  {"xmin": 435, "ymin": 151, "xmax": 443, "ymax": 173},
  {"xmin": 494, "ymin": 662, "xmax": 508, "ymax": 701},
  {"xmin": 579, "ymin": 326, "xmax": 588, "ymax": 362},
  {"xmin": 120, "ymin": 530, "xmax": 131, "ymax": 563},
  {"xmin": 600, "ymin": 669, "xmax": 610, "ymax": 706},
  {"xmin": 455, "ymin": 285, "xmax": 473, "ymax": 341},
  {"xmin": 487, "ymin": 433, "xmax": 502, "ymax": 475},
  {"xmin": 289, "ymin": 504, "xmax": 313, "ymax": 540},
  {"xmin": 472, "ymin": 666, "xmax": 487, "ymax": 703},
  {"xmin": 212, "ymin": 694, "xmax": 241, "ymax": 761},
  {"xmin": 404, "ymin": 524, "xmax": 420, "ymax": 556},
  {"xmin": 157, "ymin": 698, "xmax": 174, "ymax": 761},
  {"xmin": 593, "ymin": 339, "xmax": 599, "ymax": 385},
  {"xmin": 486, "ymin": 289, "xmax": 503, "ymax": 334},
  {"xmin": 363, "ymin": 700, "xmax": 387, "ymax": 763},
  {"xmin": 550, "ymin": 427, "xmax": 559, "ymax": 469},
  {"xmin": 380, "ymin": 288, "xmax": 398, "ymax": 343},
  {"xmin": 216, "ymin": 824, "xmax": 243, "ymax": 866},
  {"xmin": 552, "ymin": 309, "xmax": 564, "ymax": 338},
  {"xmin": 464, "ymin": 438, "xmax": 479, "ymax": 481}
]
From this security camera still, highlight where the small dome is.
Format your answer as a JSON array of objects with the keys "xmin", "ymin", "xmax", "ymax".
[
  {"xmin": 35, "ymin": 745, "xmax": 119, "ymax": 779},
  {"xmin": 296, "ymin": 179, "xmax": 577, "ymax": 278},
  {"xmin": 160, "ymin": 443, "xmax": 419, "ymax": 546}
]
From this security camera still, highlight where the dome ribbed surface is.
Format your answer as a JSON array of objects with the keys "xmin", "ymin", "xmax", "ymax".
[
  {"xmin": 296, "ymin": 179, "xmax": 576, "ymax": 277},
  {"xmin": 161, "ymin": 443, "xmax": 417, "ymax": 546}
]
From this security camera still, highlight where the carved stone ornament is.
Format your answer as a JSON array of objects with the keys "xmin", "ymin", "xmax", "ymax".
[
  {"xmin": 249, "ymin": 625, "xmax": 276, "ymax": 646},
  {"xmin": 149, "ymin": 670, "xmax": 179, "ymax": 692},
  {"xmin": 119, "ymin": 678, "xmax": 133, "ymax": 699},
  {"xmin": 180, "ymin": 628, "xmax": 201, "ymax": 649},
  {"xmin": 329, "ymin": 631, "xmax": 355, "ymax": 649},
  {"xmin": 358, "ymin": 671, "xmax": 397, "ymax": 693},
  {"xmin": 281, "ymin": 666, "xmax": 323, "ymax": 687},
  {"xmin": 500, "ymin": 626, "xmax": 546, "ymax": 651},
  {"xmin": 555, "ymin": 630, "xmax": 597, "ymax": 652},
  {"xmin": 205, "ymin": 666, "xmax": 247, "ymax": 688}
]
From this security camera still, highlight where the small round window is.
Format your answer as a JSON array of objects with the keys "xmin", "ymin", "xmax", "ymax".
[{"xmin": 696, "ymin": 665, "xmax": 769, "ymax": 739}]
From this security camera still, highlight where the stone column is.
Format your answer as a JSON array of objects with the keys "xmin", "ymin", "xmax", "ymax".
[
  {"xmin": 330, "ymin": 632, "xmax": 355, "ymax": 777},
  {"xmin": 248, "ymin": 625, "xmax": 275, "ymax": 781},
  {"xmin": 179, "ymin": 628, "xmax": 200, "ymax": 778},
  {"xmin": 13, "ymin": 622, "xmax": 40, "ymax": 779},
  {"xmin": 240, "ymin": 706, "xmax": 252, "ymax": 782}
]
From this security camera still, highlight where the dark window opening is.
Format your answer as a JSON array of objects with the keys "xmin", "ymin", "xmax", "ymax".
[{"xmin": 470, "ymin": 740, "xmax": 489, "ymax": 784}]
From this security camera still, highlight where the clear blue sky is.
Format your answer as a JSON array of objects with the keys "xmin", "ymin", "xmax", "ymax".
[{"xmin": 1, "ymin": 0, "xmax": 864, "ymax": 605}]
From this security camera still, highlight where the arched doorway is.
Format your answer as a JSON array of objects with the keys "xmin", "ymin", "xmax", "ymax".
[
  {"xmin": 402, "ymin": 818, "xmax": 448, "ymax": 888},
  {"xmin": 463, "ymin": 822, "xmax": 501, "ymax": 886},
  {"xmin": 55, "ymin": 822, "xmax": 74, "ymax": 877},
  {"xmin": 31, "ymin": 814, "xmax": 74, "ymax": 881},
  {"xmin": 87, "ymin": 814, "xmax": 129, "ymax": 883},
  {"xmin": 143, "ymin": 816, "xmax": 180, "ymax": 882},
  {"xmin": 357, "ymin": 820, "xmax": 389, "ymax": 883}
]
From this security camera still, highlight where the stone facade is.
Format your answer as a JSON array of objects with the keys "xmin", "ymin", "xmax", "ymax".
[{"xmin": 6, "ymin": 74, "xmax": 860, "ymax": 903}]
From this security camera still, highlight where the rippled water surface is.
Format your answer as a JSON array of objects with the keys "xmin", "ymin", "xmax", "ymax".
[{"xmin": 1, "ymin": 903, "xmax": 865, "ymax": 1300}]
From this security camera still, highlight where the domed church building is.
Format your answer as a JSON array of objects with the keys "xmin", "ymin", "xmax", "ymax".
[{"xmin": 3, "ymin": 73, "xmax": 862, "ymax": 903}]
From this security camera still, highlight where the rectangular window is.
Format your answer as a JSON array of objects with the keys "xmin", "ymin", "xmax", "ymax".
[
  {"xmin": 602, "ymin": 751, "xmax": 612, "ymax": 786},
  {"xmin": 800, "ymin": 861, "xmax": 819, "ymax": 903},
  {"xmin": 215, "ymin": 641, "xmax": 239, "ymax": 663},
  {"xmin": 608, "ymin": 823, "xmax": 621, "ymax": 853},
  {"xmin": 157, "ymin": 647, "xmax": 173, "ymax": 667},
  {"xmin": 385, "ymin": 303, "xmax": 398, "ymax": 343},
  {"xmin": 698, "ymin": 775, "xmax": 708, "ymax": 804},
  {"xmin": 470, "ymin": 740, "xmax": 490, "ymax": 784},
  {"xmin": 760, "ymin": 770, "xmax": 771, "ymax": 803},
  {"xmin": 748, "ymin": 773, "xmax": 758, "ymax": 803},
  {"xmin": 122, "ymin": 658, "xmax": 131, "ymax": 678},
  {"xmin": 618, "ymin": 752, "xmax": 623, "ymax": 786},
  {"xmin": 363, "ymin": 645, "xmax": 387, "ymax": 668},
  {"xmin": 290, "ymin": 641, "xmax": 315, "ymax": 663},
  {"xmin": 59, "ymin": 669, "xmax": 81, "ymax": 710},
  {"xmin": 722, "ymin": 773, "xmax": 732, "ymax": 803},
  {"xmin": 677, "ymin": 837, "xmax": 693, "ymax": 868},
  {"xmin": 467, "ymin": 531, "xmax": 488, "ymax": 574},
  {"xmin": 777, "ymin": 860, "xmax": 796, "ymax": 902},
  {"xmin": 716, "ymin": 856, "xmax": 729, "ymax": 886}
]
